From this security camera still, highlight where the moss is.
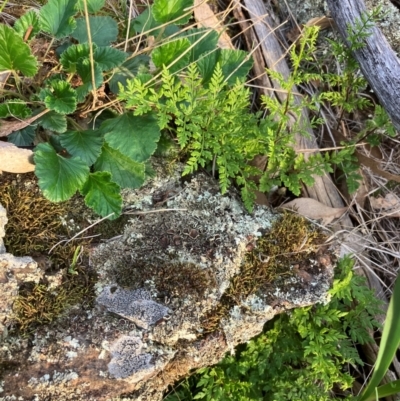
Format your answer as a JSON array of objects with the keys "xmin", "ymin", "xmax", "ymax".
[
  {"xmin": 12, "ymin": 264, "xmax": 97, "ymax": 334},
  {"xmin": 111, "ymin": 258, "xmax": 216, "ymax": 301},
  {"xmin": 0, "ymin": 173, "xmax": 111, "ymax": 334},
  {"xmin": 202, "ymin": 212, "xmax": 328, "ymax": 333},
  {"xmin": 0, "ymin": 173, "xmax": 129, "ymax": 261}
]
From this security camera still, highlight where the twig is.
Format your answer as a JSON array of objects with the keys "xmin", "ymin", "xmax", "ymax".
[
  {"xmin": 82, "ymin": 0, "xmax": 97, "ymax": 109},
  {"xmin": 48, "ymin": 214, "xmax": 114, "ymax": 253},
  {"xmin": 123, "ymin": 208, "xmax": 187, "ymax": 215},
  {"xmin": 296, "ymin": 142, "xmax": 368, "ymax": 153}
]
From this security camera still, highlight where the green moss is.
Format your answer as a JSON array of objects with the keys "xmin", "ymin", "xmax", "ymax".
[
  {"xmin": 202, "ymin": 212, "xmax": 328, "ymax": 333},
  {"xmin": 0, "ymin": 173, "xmax": 101, "ymax": 334}
]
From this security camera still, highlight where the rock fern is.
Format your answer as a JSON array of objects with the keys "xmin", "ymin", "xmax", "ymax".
[{"xmin": 120, "ymin": 63, "xmax": 265, "ymax": 211}]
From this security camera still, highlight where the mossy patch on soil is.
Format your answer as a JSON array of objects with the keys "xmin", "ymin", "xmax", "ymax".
[
  {"xmin": 202, "ymin": 212, "xmax": 328, "ymax": 333},
  {"xmin": 0, "ymin": 172, "xmax": 128, "ymax": 334},
  {"xmin": 12, "ymin": 265, "xmax": 95, "ymax": 334}
]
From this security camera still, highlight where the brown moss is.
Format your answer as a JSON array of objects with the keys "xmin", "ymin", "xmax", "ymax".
[
  {"xmin": 202, "ymin": 212, "xmax": 328, "ymax": 333},
  {"xmin": 12, "ymin": 265, "xmax": 96, "ymax": 334},
  {"xmin": 111, "ymin": 258, "xmax": 216, "ymax": 302},
  {"xmin": 0, "ymin": 173, "xmax": 115, "ymax": 333},
  {"xmin": 0, "ymin": 172, "xmax": 128, "ymax": 265}
]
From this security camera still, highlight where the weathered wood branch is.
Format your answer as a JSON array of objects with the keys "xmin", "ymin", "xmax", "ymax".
[
  {"xmin": 326, "ymin": 0, "xmax": 400, "ymax": 131},
  {"xmin": 241, "ymin": 0, "xmax": 345, "ymax": 208}
]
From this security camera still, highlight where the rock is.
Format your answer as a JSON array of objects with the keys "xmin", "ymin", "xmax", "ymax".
[
  {"xmin": 0, "ymin": 203, "xmax": 7, "ymax": 254},
  {"xmin": 0, "ymin": 203, "xmax": 43, "ymax": 339},
  {"xmin": 108, "ymin": 336, "xmax": 155, "ymax": 381},
  {"xmin": 0, "ymin": 169, "xmax": 337, "ymax": 400},
  {"xmin": 97, "ymin": 286, "xmax": 172, "ymax": 330}
]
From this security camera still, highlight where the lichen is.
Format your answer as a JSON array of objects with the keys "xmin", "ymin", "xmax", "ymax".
[
  {"xmin": 92, "ymin": 171, "xmax": 278, "ymax": 346},
  {"xmin": 201, "ymin": 212, "xmax": 330, "ymax": 333},
  {"xmin": 97, "ymin": 286, "xmax": 171, "ymax": 330},
  {"xmin": 108, "ymin": 336, "xmax": 155, "ymax": 380}
]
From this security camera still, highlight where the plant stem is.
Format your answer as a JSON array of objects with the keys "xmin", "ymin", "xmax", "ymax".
[
  {"xmin": 82, "ymin": 0, "xmax": 97, "ymax": 108},
  {"xmin": 0, "ymin": 0, "xmax": 9, "ymax": 14},
  {"xmin": 42, "ymin": 37, "xmax": 55, "ymax": 62}
]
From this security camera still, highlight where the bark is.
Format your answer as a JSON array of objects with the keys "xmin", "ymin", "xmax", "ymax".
[{"xmin": 326, "ymin": 0, "xmax": 400, "ymax": 130}]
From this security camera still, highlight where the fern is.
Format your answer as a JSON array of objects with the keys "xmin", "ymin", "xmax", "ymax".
[
  {"xmin": 120, "ymin": 18, "xmax": 395, "ymax": 211},
  {"xmin": 164, "ymin": 256, "xmax": 382, "ymax": 401},
  {"xmin": 121, "ymin": 63, "xmax": 268, "ymax": 211}
]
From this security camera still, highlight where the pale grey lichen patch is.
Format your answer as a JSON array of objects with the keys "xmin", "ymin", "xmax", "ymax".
[
  {"xmin": 92, "ymin": 171, "xmax": 277, "ymax": 347},
  {"xmin": 108, "ymin": 336, "xmax": 155, "ymax": 381},
  {"xmin": 28, "ymin": 370, "xmax": 79, "ymax": 386},
  {"xmin": 97, "ymin": 285, "xmax": 171, "ymax": 330}
]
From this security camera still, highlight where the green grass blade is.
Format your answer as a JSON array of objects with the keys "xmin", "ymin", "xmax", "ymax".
[
  {"xmin": 362, "ymin": 380, "xmax": 400, "ymax": 401},
  {"xmin": 359, "ymin": 276, "xmax": 400, "ymax": 401}
]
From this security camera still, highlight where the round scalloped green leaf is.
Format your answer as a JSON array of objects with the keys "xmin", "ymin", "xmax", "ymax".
[
  {"xmin": 94, "ymin": 47, "xmax": 127, "ymax": 71},
  {"xmin": 196, "ymin": 51, "xmax": 218, "ymax": 84},
  {"xmin": 0, "ymin": 100, "xmax": 32, "ymax": 119},
  {"xmin": 94, "ymin": 143, "xmax": 145, "ymax": 188},
  {"xmin": 0, "ymin": 25, "xmax": 38, "ymax": 76},
  {"xmin": 34, "ymin": 143, "xmax": 89, "ymax": 202},
  {"xmin": 60, "ymin": 129, "xmax": 103, "ymax": 165},
  {"xmin": 151, "ymin": 38, "xmax": 190, "ymax": 73},
  {"xmin": 80, "ymin": 172, "xmax": 122, "ymax": 219},
  {"xmin": 38, "ymin": 111, "xmax": 67, "ymax": 133},
  {"xmin": 76, "ymin": 0, "xmax": 105, "ymax": 13},
  {"xmin": 75, "ymin": 59, "xmax": 103, "ymax": 102},
  {"xmin": 152, "ymin": 0, "xmax": 193, "ymax": 25},
  {"xmin": 72, "ymin": 16, "xmax": 118, "ymax": 46},
  {"xmin": 40, "ymin": 81, "xmax": 77, "ymax": 114},
  {"xmin": 131, "ymin": 7, "xmax": 160, "ymax": 34},
  {"xmin": 196, "ymin": 49, "xmax": 253, "ymax": 85},
  {"xmin": 8, "ymin": 126, "xmax": 36, "ymax": 146},
  {"xmin": 218, "ymin": 49, "xmax": 253, "ymax": 84},
  {"xmin": 39, "ymin": 0, "xmax": 77, "ymax": 39},
  {"xmin": 76, "ymin": 58, "xmax": 103, "ymax": 87},
  {"xmin": 102, "ymin": 112, "xmax": 160, "ymax": 162},
  {"xmin": 14, "ymin": 10, "xmax": 40, "ymax": 40},
  {"xmin": 60, "ymin": 43, "xmax": 91, "ymax": 73}
]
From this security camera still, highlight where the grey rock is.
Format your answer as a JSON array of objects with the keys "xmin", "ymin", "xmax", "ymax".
[
  {"xmin": 0, "ymin": 167, "xmax": 337, "ymax": 400},
  {"xmin": 108, "ymin": 336, "xmax": 155, "ymax": 380},
  {"xmin": 97, "ymin": 285, "xmax": 171, "ymax": 330}
]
